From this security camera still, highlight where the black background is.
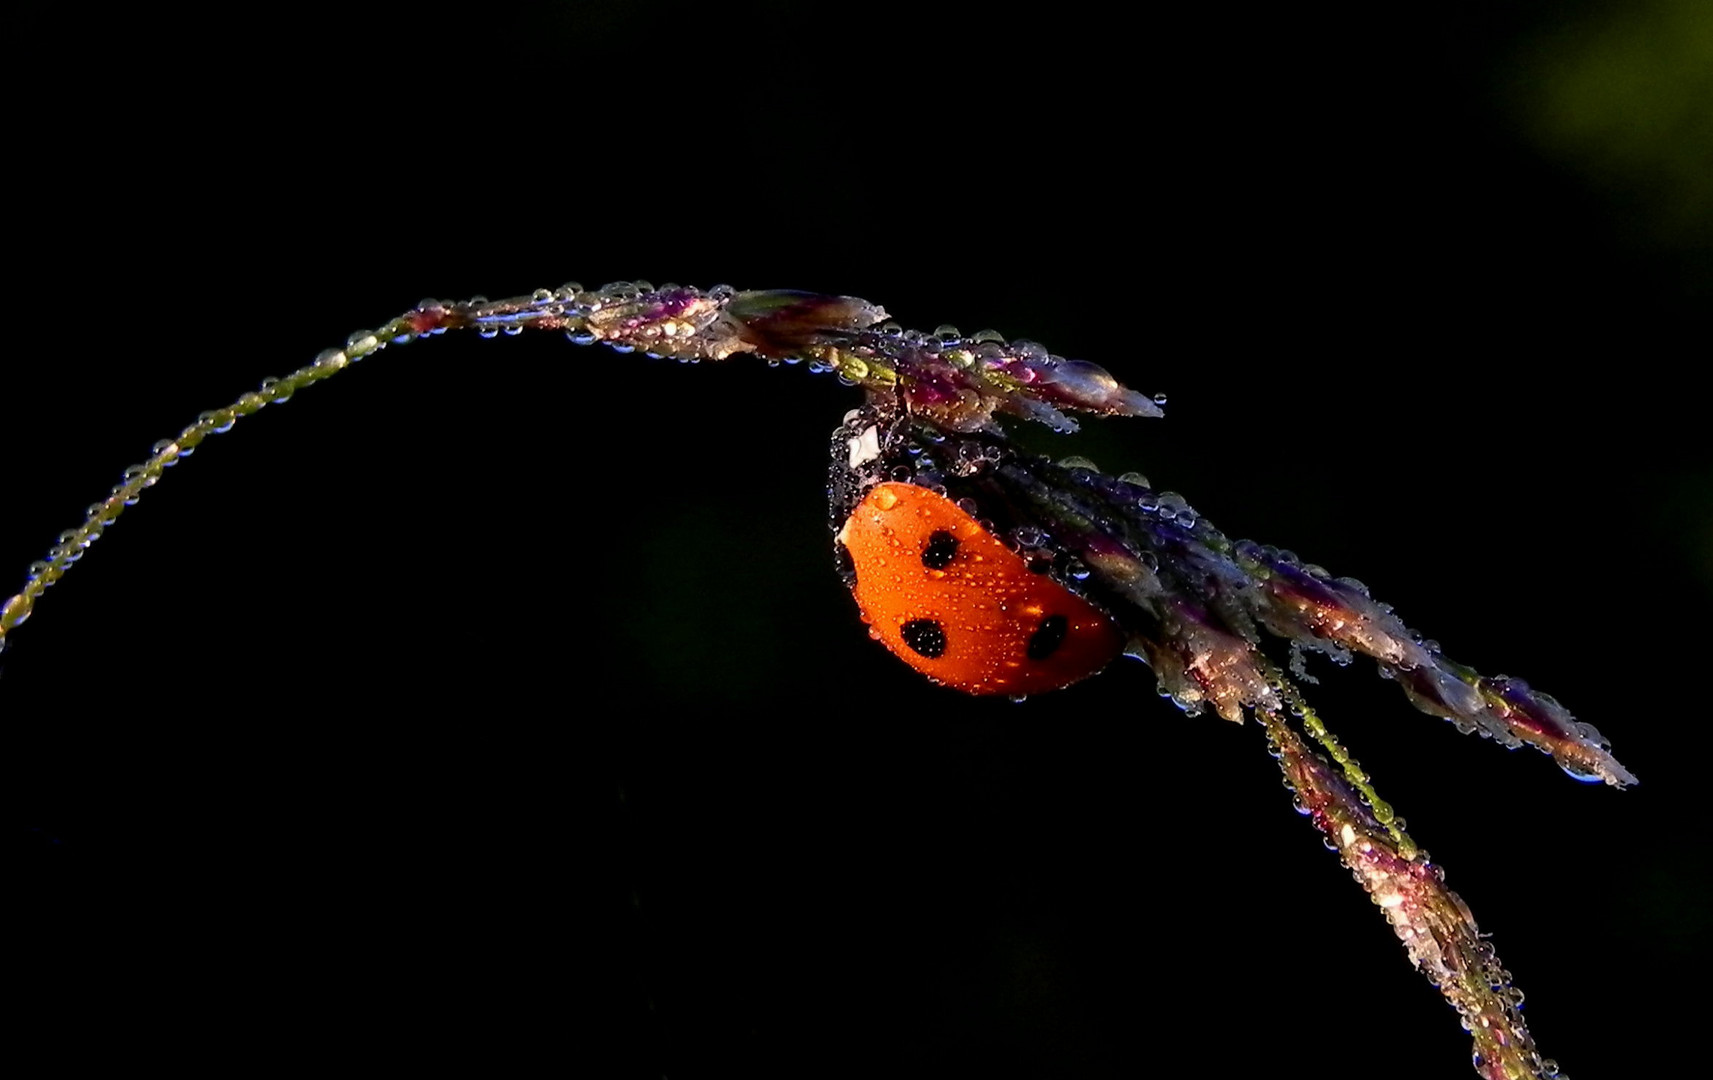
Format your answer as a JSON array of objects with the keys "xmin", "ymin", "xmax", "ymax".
[{"xmin": 4, "ymin": 2, "xmax": 1707, "ymax": 1076}]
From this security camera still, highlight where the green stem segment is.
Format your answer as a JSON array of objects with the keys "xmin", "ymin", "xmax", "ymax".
[{"xmin": 1260, "ymin": 704, "xmax": 1560, "ymax": 1080}]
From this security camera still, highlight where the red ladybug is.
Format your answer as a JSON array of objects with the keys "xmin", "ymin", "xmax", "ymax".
[{"xmin": 837, "ymin": 482, "xmax": 1125, "ymax": 695}]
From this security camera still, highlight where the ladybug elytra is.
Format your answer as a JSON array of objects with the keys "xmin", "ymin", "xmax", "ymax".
[{"xmin": 837, "ymin": 482, "xmax": 1125, "ymax": 695}]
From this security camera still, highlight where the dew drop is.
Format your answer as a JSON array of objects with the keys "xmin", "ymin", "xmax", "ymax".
[
  {"xmin": 198, "ymin": 410, "xmax": 237, "ymax": 434},
  {"xmin": 260, "ymin": 375, "xmax": 292, "ymax": 404},
  {"xmin": 1558, "ymin": 758, "xmax": 1606, "ymax": 783}
]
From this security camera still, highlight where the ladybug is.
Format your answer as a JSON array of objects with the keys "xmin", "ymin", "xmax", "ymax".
[{"xmin": 836, "ymin": 481, "xmax": 1125, "ymax": 695}]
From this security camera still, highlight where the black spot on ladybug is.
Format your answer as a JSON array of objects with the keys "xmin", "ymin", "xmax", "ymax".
[
  {"xmin": 901, "ymin": 618, "xmax": 947, "ymax": 658},
  {"xmin": 1026, "ymin": 615, "xmax": 1068, "ymax": 660},
  {"xmin": 921, "ymin": 530, "xmax": 959, "ymax": 570}
]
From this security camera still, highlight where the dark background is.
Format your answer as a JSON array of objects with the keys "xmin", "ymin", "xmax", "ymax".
[{"xmin": 4, "ymin": 2, "xmax": 1707, "ymax": 1076}]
